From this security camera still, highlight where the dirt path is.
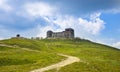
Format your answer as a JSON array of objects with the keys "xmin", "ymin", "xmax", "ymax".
[
  {"xmin": 0, "ymin": 44, "xmax": 40, "ymax": 52},
  {"xmin": 0, "ymin": 44, "xmax": 80, "ymax": 72},
  {"xmin": 30, "ymin": 53, "xmax": 80, "ymax": 72}
]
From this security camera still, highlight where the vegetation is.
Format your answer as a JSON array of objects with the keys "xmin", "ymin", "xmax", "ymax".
[
  {"xmin": 0, "ymin": 38, "xmax": 120, "ymax": 72},
  {"xmin": 0, "ymin": 38, "xmax": 64, "ymax": 72}
]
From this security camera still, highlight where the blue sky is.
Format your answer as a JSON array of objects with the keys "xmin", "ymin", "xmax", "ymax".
[{"xmin": 0, "ymin": 0, "xmax": 120, "ymax": 49}]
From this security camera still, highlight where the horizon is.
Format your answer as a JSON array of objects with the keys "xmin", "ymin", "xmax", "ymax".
[{"xmin": 0, "ymin": 0, "xmax": 120, "ymax": 49}]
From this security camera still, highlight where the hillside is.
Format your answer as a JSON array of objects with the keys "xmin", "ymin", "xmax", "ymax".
[{"xmin": 0, "ymin": 38, "xmax": 120, "ymax": 72}]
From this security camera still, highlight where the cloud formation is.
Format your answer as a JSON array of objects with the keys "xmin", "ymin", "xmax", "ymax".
[
  {"xmin": 78, "ymin": 13, "xmax": 105, "ymax": 35},
  {"xmin": 33, "ymin": 15, "xmax": 105, "ymax": 38},
  {"xmin": 0, "ymin": 0, "xmax": 12, "ymax": 11},
  {"xmin": 113, "ymin": 42, "xmax": 120, "ymax": 49},
  {"xmin": 24, "ymin": 2, "xmax": 57, "ymax": 17},
  {"xmin": 0, "ymin": 1, "xmax": 105, "ymax": 39}
]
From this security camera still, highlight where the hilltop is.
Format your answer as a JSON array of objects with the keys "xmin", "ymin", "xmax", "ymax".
[{"xmin": 0, "ymin": 38, "xmax": 120, "ymax": 72}]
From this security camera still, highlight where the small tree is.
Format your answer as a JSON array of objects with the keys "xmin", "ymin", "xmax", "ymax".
[{"xmin": 16, "ymin": 34, "xmax": 20, "ymax": 37}]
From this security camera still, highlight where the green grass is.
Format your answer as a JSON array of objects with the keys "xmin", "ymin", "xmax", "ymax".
[
  {"xmin": 0, "ymin": 38, "xmax": 65, "ymax": 72},
  {"xmin": 0, "ymin": 38, "xmax": 45, "ymax": 50},
  {"xmin": 42, "ymin": 39, "xmax": 120, "ymax": 72},
  {"xmin": 0, "ymin": 38, "xmax": 120, "ymax": 72}
]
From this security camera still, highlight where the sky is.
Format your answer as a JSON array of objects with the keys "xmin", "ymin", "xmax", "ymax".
[{"xmin": 0, "ymin": 0, "xmax": 120, "ymax": 49}]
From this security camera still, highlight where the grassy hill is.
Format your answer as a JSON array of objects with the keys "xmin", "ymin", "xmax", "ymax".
[{"xmin": 0, "ymin": 38, "xmax": 120, "ymax": 72}]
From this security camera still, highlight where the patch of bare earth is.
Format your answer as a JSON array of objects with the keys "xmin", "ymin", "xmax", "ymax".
[{"xmin": 30, "ymin": 53, "xmax": 80, "ymax": 72}]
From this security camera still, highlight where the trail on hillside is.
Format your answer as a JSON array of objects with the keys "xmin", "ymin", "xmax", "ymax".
[
  {"xmin": 30, "ymin": 53, "xmax": 80, "ymax": 72},
  {"xmin": 0, "ymin": 44, "xmax": 40, "ymax": 52},
  {"xmin": 0, "ymin": 44, "xmax": 80, "ymax": 72}
]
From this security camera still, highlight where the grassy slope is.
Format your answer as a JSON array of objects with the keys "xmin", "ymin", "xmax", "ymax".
[
  {"xmin": 0, "ymin": 38, "xmax": 64, "ymax": 72},
  {"xmin": 0, "ymin": 38, "xmax": 120, "ymax": 72},
  {"xmin": 39, "ymin": 39, "xmax": 120, "ymax": 72}
]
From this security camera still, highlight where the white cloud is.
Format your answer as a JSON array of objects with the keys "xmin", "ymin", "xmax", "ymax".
[
  {"xmin": 23, "ymin": 2, "xmax": 57, "ymax": 17},
  {"xmin": 36, "ymin": 25, "xmax": 64, "ymax": 38},
  {"xmin": 78, "ymin": 13, "xmax": 105, "ymax": 35},
  {"xmin": 53, "ymin": 15, "xmax": 77, "ymax": 29},
  {"xmin": 113, "ymin": 42, "xmax": 120, "ymax": 49},
  {"xmin": 52, "ymin": 13, "xmax": 105, "ymax": 35},
  {"xmin": 34, "ymin": 13, "xmax": 105, "ymax": 39},
  {"xmin": 36, "ymin": 26, "xmax": 54, "ymax": 38},
  {"xmin": 0, "ymin": 0, "xmax": 12, "ymax": 11},
  {"xmin": 19, "ymin": 2, "xmax": 105, "ymax": 39}
]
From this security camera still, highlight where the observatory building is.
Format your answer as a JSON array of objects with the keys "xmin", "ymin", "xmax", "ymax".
[{"xmin": 47, "ymin": 28, "xmax": 74, "ymax": 38}]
